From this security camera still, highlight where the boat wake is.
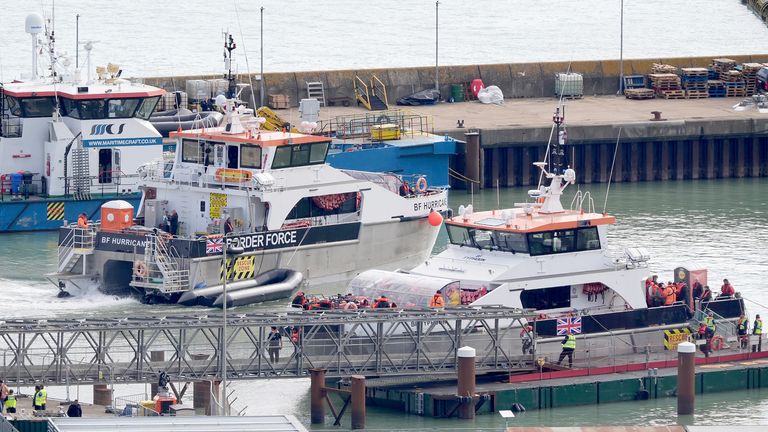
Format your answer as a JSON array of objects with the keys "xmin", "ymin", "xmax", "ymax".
[{"xmin": 0, "ymin": 278, "xmax": 139, "ymax": 319}]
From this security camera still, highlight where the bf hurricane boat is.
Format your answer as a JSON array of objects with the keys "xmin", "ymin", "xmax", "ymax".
[
  {"xmin": 364, "ymin": 110, "xmax": 745, "ymax": 340},
  {"xmin": 0, "ymin": 14, "xmax": 166, "ymax": 232},
  {"xmin": 50, "ymin": 98, "xmax": 449, "ymax": 306}
]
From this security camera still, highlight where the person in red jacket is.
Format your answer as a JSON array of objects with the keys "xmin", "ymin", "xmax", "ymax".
[{"xmin": 720, "ymin": 279, "xmax": 735, "ymax": 297}]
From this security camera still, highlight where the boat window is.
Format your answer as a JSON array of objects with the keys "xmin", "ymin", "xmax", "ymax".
[
  {"xmin": 181, "ymin": 139, "xmax": 201, "ymax": 163},
  {"xmin": 520, "ymin": 285, "xmax": 571, "ymax": 310},
  {"xmin": 4, "ymin": 96, "xmax": 22, "ymax": 117},
  {"xmin": 227, "ymin": 145, "xmax": 239, "ymax": 169},
  {"xmin": 20, "ymin": 97, "xmax": 56, "ymax": 117},
  {"xmin": 494, "ymin": 231, "xmax": 529, "ymax": 253},
  {"xmin": 272, "ymin": 142, "xmax": 330, "ymax": 168},
  {"xmin": 287, "ymin": 193, "xmax": 358, "ymax": 219},
  {"xmin": 576, "ymin": 227, "xmax": 601, "ymax": 251},
  {"xmin": 309, "ymin": 142, "xmax": 329, "ymax": 163},
  {"xmin": 78, "ymin": 99, "xmax": 107, "ymax": 119},
  {"xmin": 61, "ymin": 98, "xmax": 80, "ymax": 118},
  {"xmin": 472, "ymin": 229, "xmax": 495, "ymax": 250},
  {"xmin": 107, "ymin": 98, "xmax": 141, "ymax": 118},
  {"xmin": 446, "ymin": 225, "xmax": 475, "ymax": 248},
  {"xmin": 272, "ymin": 146, "xmax": 293, "ymax": 168},
  {"xmin": 528, "ymin": 227, "xmax": 600, "ymax": 256},
  {"xmin": 135, "ymin": 97, "xmax": 159, "ymax": 120},
  {"xmin": 240, "ymin": 144, "xmax": 262, "ymax": 169}
]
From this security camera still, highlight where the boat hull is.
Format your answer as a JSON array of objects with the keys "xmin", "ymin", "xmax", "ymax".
[{"xmin": 0, "ymin": 194, "xmax": 141, "ymax": 232}]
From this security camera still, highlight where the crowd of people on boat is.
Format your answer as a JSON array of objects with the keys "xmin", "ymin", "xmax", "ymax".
[
  {"xmin": 644, "ymin": 275, "xmax": 737, "ymax": 308},
  {"xmin": 291, "ymin": 287, "xmax": 488, "ymax": 311}
]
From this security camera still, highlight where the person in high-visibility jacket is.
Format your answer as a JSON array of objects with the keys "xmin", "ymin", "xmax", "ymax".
[
  {"xmin": 753, "ymin": 314, "xmax": 763, "ymax": 353},
  {"xmin": 4, "ymin": 390, "xmax": 16, "ymax": 414},
  {"xmin": 557, "ymin": 330, "xmax": 576, "ymax": 368},
  {"xmin": 34, "ymin": 385, "xmax": 47, "ymax": 411},
  {"xmin": 738, "ymin": 315, "xmax": 750, "ymax": 349},
  {"xmin": 429, "ymin": 290, "xmax": 445, "ymax": 308},
  {"xmin": 705, "ymin": 312, "xmax": 716, "ymax": 334}
]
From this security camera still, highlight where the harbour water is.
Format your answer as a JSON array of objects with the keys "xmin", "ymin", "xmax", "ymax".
[
  {"xmin": 1, "ymin": 178, "xmax": 767, "ymax": 427},
  {"xmin": 2, "ymin": 0, "xmax": 768, "ymax": 79}
]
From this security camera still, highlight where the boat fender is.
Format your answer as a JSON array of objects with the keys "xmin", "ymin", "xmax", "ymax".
[
  {"xmin": 711, "ymin": 335, "xmax": 724, "ymax": 351},
  {"xmin": 134, "ymin": 260, "xmax": 148, "ymax": 278},
  {"xmin": 416, "ymin": 177, "xmax": 428, "ymax": 193}
]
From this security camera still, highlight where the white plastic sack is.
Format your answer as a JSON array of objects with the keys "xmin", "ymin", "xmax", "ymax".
[{"xmin": 477, "ymin": 85, "xmax": 504, "ymax": 105}]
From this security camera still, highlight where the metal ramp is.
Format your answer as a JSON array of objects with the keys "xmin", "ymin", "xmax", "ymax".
[
  {"xmin": 130, "ymin": 234, "xmax": 190, "ymax": 295},
  {"xmin": 354, "ymin": 75, "xmax": 388, "ymax": 111},
  {"xmin": 306, "ymin": 81, "xmax": 326, "ymax": 107},
  {"xmin": 71, "ymin": 147, "xmax": 92, "ymax": 200}
]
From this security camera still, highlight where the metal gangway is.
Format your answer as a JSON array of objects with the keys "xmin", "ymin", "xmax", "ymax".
[{"xmin": 0, "ymin": 307, "xmax": 535, "ymax": 387}]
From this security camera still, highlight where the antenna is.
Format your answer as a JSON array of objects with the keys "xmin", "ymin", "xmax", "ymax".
[
  {"xmin": 551, "ymin": 107, "xmax": 565, "ymax": 174},
  {"xmin": 223, "ymin": 31, "xmax": 237, "ymax": 99},
  {"xmin": 80, "ymin": 40, "xmax": 100, "ymax": 82},
  {"xmin": 603, "ymin": 128, "xmax": 622, "ymax": 215}
]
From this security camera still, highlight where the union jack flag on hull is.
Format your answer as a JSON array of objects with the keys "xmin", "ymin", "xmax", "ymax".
[
  {"xmin": 556, "ymin": 317, "xmax": 582, "ymax": 335},
  {"xmin": 206, "ymin": 237, "xmax": 224, "ymax": 254}
]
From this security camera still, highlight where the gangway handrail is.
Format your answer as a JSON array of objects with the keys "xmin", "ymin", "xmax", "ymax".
[{"xmin": 371, "ymin": 74, "xmax": 388, "ymax": 107}]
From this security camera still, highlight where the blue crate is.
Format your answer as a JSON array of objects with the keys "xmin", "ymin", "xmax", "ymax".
[
  {"xmin": 723, "ymin": 82, "xmax": 745, "ymax": 88},
  {"xmin": 682, "ymin": 76, "xmax": 708, "ymax": 83}
]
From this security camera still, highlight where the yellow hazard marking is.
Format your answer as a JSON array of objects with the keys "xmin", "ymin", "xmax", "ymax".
[
  {"xmin": 47, "ymin": 202, "xmax": 65, "ymax": 220},
  {"xmin": 210, "ymin": 192, "xmax": 227, "ymax": 219},
  {"xmin": 663, "ymin": 327, "xmax": 692, "ymax": 350},
  {"xmin": 219, "ymin": 256, "xmax": 255, "ymax": 281}
]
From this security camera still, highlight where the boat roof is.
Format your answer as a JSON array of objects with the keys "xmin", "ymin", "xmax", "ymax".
[
  {"xmin": 1, "ymin": 79, "xmax": 164, "ymax": 99},
  {"xmin": 446, "ymin": 208, "xmax": 616, "ymax": 233},
  {"xmin": 335, "ymin": 132, "xmax": 464, "ymax": 147},
  {"xmin": 171, "ymin": 127, "xmax": 333, "ymax": 147}
]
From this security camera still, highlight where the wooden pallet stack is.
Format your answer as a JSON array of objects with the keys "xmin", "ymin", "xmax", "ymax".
[
  {"xmin": 680, "ymin": 68, "xmax": 709, "ymax": 99},
  {"xmin": 712, "ymin": 58, "xmax": 737, "ymax": 78},
  {"xmin": 649, "ymin": 73, "xmax": 684, "ymax": 99},
  {"xmin": 720, "ymin": 70, "xmax": 746, "ymax": 97},
  {"xmin": 741, "ymin": 63, "xmax": 762, "ymax": 96},
  {"xmin": 708, "ymin": 80, "xmax": 726, "ymax": 97},
  {"xmin": 268, "ymin": 94, "xmax": 290, "ymax": 109},
  {"xmin": 624, "ymin": 88, "xmax": 656, "ymax": 100},
  {"xmin": 651, "ymin": 63, "xmax": 679, "ymax": 74}
]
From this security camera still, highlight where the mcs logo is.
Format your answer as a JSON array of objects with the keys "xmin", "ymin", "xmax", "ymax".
[{"xmin": 90, "ymin": 123, "xmax": 125, "ymax": 136}]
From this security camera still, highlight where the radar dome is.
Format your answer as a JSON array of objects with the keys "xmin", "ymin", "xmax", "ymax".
[{"xmin": 25, "ymin": 14, "xmax": 44, "ymax": 34}]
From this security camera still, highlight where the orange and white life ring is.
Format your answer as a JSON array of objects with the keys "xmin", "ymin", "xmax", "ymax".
[
  {"xmin": 133, "ymin": 260, "xmax": 148, "ymax": 278},
  {"xmin": 711, "ymin": 335, "xmax": 724, "ymax": 351},
  {"xmin": 416, "ymin": 177, "xmax": 428, "ymax": 193}
]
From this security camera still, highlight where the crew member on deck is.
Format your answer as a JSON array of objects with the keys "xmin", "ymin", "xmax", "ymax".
[
  {"xmin": 557, "ymin": 330, "xmax": 576, "ymax": 368},
  {"xmin": 399, "ymin": 181, "xmax": 411, "ymax": 197},
  {"xmin": 753, "ymin": 314, "xmax": 763, "ymax": 352},
  {"xmin": 429, "ymin": 289, "xmax": 445, "ymax": 307},
  {"xmin": 3, "ymin": 390, "xmax": 15, "ymax": 413},
  {"xmin": 738, "ymin": 314, "xmax": 749, "ymax": 349},
  {"xmin": 692, "ymin": 279, "xmax": 704, "ymax": 299},
  {"xmin": 77, "ymin": 213, "xmax": 88, "ymax": 228},
  {"xmin": 701, "ymin": 285, "xmax": 713, "ymax": 302},
  {"xmin": 169, "ymin": 210, "xmax": 179, "ymax": 235},
  {"xmin": 224, "ymin": 217, "xmax": 234, "ymax": 234},
  {"xmin": 373, "ymin": 295, "xmax": 391, "ymax": 309},
  {"xmin": 720, "ymin": 279, "xmax": 735, "ymax": 298}
]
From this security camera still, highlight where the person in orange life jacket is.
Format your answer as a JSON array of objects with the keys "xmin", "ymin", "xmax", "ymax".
[
  {"xmin": 373, "ymin": 295, "xmax": 391, "ymax": 308},
  {"xmin": 650, "ymin": 283, "xmax": 664, "ymax": 307},
  {"xmin": 429, "ymin": 290, "xmax": 445, "ymax": 307},
  {"xmin": 292, "ymin": 291, "xmax": 308, "ymax": 309},
  {"xmin": 399, "ymin": 181, "xmax": 411, "ymax": 197},
  {"xmin": 701, "ymin": 285, "xmax": 713, "ymax": 302},
  {"xmin": 77, "ymin": 213, "xmax": 88, "ymax": 228},
  {"xmin": 663, "ymin": 283, "xmax": 676, "ymax": 305},
  {"xmin": 720, "ymin": 279, "xmax": 735, "ymax": 297}
]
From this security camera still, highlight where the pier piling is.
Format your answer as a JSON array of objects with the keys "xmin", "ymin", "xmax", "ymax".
[
  {"xmin": 310, "ymin": 368, "xmax": 326, "ymax": 424},
  {"xmin": 350, "ymin": 375, "xmax": 366, "ymax": 429},
  {"xmin": 457, "ymin": 346, "xmax": 477, "ymax": 419},
  {"xmin": 92, "ymin": 384, "xmax": 112, "ymax": 407},
  {"xmin": 677, "ymin": 341, "xmax": 695, "ymax": 415}
]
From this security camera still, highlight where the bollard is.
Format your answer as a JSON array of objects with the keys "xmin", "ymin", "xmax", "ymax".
[
  {"xmin": 149, "ymin": 351, "xmax": 165, "ymax": 396},
  {"xmin": 350, "ymin": 375, "xmax": 366, "ymax": 430},
  {"xmin": 93, "ymin": 384, "xmax": 112, "ymax": 407},
  {"xmin": 310, "ymin": 368, "xmax": 326, "ymax": 424},
  {"xmin": 677, "ymin": 341, "xmax": 696, "ymax": 415},
  {"xmin": 457, "ymin": 346, "xmax": 476, "ymax": 420}
]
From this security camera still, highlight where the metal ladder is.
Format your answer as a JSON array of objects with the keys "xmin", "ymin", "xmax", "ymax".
[
  {"xmin": 131, "ymin": 235, "xmax": 189, "ymax": 293},
  {"xmin": 306, "ymin": 81, "xmax": 325, "ymax": 106},
  {"xmin": 57, "ymin": 227, "xmax": 96, "ymax": 274},
  {"xmin": 306, "ymin": 81, "xmax": 326, "ymax": 106},
  {"xmin": 71, "ymin": 147, "xmax": 92, "ymax": 200}
]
